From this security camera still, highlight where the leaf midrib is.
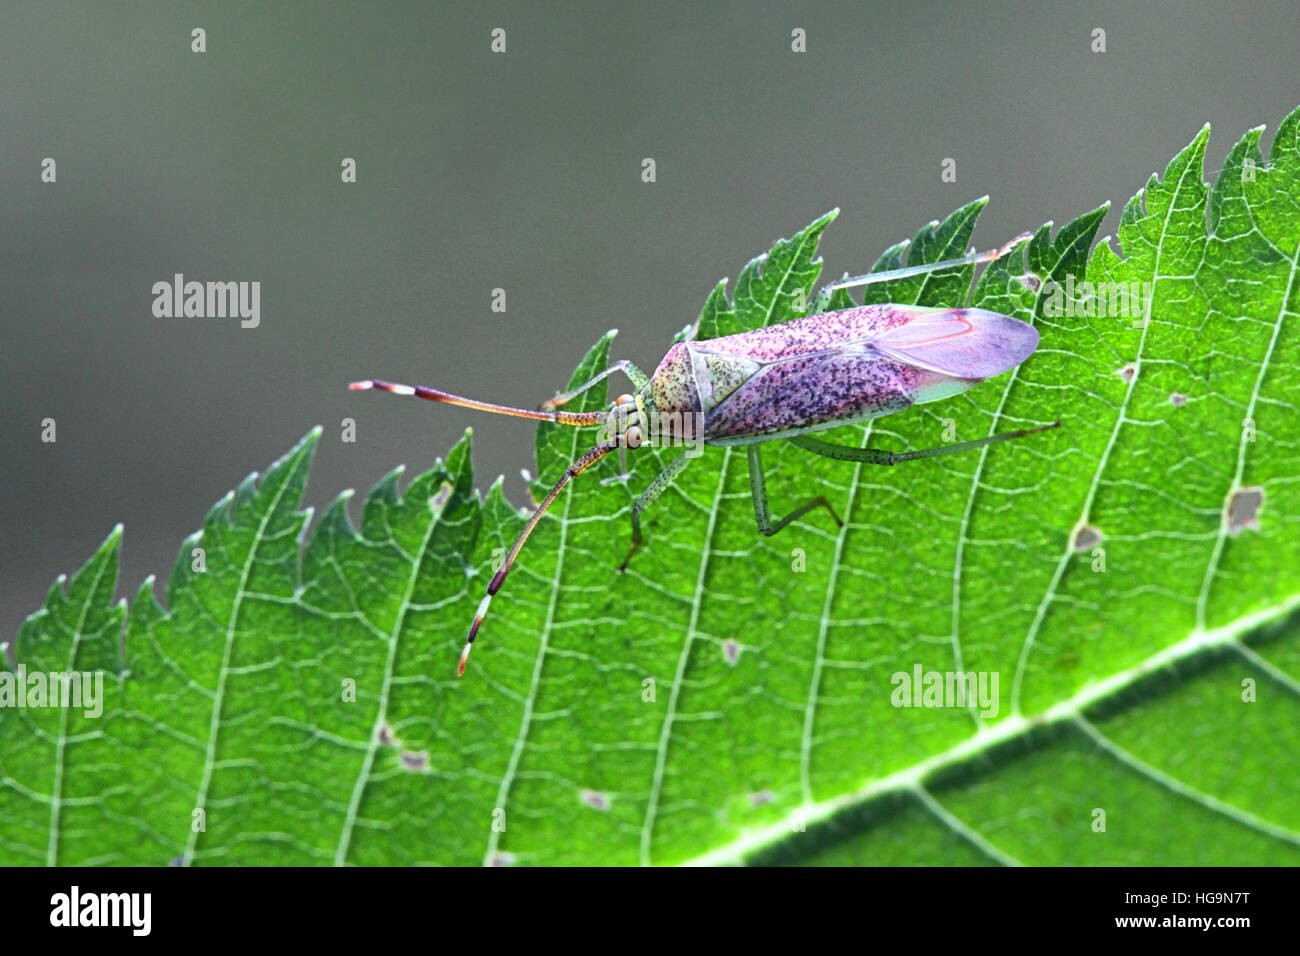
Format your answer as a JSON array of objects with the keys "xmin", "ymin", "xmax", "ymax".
[{"xmin": 683, "ymin": 592, "xmax": 1300, "ymax": 867}]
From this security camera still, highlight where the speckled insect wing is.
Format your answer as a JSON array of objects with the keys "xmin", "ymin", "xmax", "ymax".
[{"xmin": 699, "ymin": 305, "xmax": 1040, "ymax": 444}]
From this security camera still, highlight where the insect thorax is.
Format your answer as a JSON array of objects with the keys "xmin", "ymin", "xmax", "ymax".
[{"xmin": 643, "ymin": 341, "xmax": 774, "ymax": 447}]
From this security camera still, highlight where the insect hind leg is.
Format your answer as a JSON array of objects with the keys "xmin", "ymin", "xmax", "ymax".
[
  {"xmin": 787, "ymin": 421, "xmax": 1060, "ymax": 465},
  {"xmin": 746, "ymin": 445, "xmax": 843, "ymax": 537},
  {"xmin": 811, "ymin": 232, "xmax": 1032, "ymax": 313}
]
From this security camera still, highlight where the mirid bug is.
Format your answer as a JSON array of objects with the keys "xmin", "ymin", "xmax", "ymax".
[{"xmin": 352, "ymin": 225, "xmax": 1058, "ymax": 676}]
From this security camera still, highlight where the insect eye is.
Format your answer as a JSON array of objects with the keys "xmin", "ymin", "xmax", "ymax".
[
  {"xmin": 614, "ymin": 393, "xmax": 635, "ymax": 406},
  {"xmin": 624, "ymin": 425, "xmax": 643, "ymax": 448}
]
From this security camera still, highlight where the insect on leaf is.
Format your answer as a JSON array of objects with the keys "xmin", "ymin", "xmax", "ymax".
[{"xmin": 4, "ymin": 108, "xmax": 1300, "ymax": 866}]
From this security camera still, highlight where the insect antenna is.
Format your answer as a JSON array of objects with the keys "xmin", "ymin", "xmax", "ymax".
[
  {"xmin": 350, "ymin": 379, "xmax": 606, "ymax": 426},
  {"xmin": 460, "ymin": 437, "xmax": 622, "ymax": 676}
]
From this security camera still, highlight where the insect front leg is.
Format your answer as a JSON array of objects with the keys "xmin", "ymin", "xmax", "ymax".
[
  {"xmin": 787, "ymin": 421, "xmax": 1060, "ymax": 465},
  {"xmin": 746, "ymin": 444, "xmax": 843, "ymax": 537},
  {"xmin": 540, "ymin": 359, "xmax": 650, "ymax": 410},
  {"xmin": 810, "ymin": 232, "xmax": 1032, "ymax": 313},
  {"xmin": 619, "ymin": 452, "xmax": 691, "ymax": 571}
]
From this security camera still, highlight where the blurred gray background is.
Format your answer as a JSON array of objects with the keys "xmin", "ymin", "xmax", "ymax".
[{"xmin": 3, "ymin": 1, "xmax": 1297, "ymax": 635}]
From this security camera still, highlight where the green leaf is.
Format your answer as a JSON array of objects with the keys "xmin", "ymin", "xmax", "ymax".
[{"xmin": 5, "ymin": 109, "xmax": 1300, "ymax": 866}]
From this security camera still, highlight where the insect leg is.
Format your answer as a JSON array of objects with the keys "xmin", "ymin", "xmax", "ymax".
[
  {"xmin": 746, "ymin": 445, "xmax": 843, "ymax": 537},
  {"xmin": 618, "ymin": 452, "xmax": 691, "ymax": 571},
  {"xmin": 540, "ymin": 360, "xmax": 650, "ymax": 410},
  {"xmin": 460, "ymin": 438, "xmax": 621, "ymax": 676},
  {"xmin": 788, "ymin": 421, "xmax": 1060, "ymax": 464},
  {"xmin": 812, "ymin": 232, "xmax": 1032, "ymax": 312}
]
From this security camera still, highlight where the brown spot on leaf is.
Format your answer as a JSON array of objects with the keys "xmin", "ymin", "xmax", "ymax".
[
  {"xmin": 1072, "ymin": 524, "xmax": 1103, "ymax": 551},
  {"xmin": 430, "ymin": 482, "xmax": 452, "ymax": 512},
  {"xmin": 1227, "ymin": 487, "xmax": 1263, "ymax": 535},
  {"xmin": 400, "ymin": 750, "xmax": 428, "ymax": 771},
  {"xmin": 723, "ymin": 639, "xmax": 741, "ymax": 665}
]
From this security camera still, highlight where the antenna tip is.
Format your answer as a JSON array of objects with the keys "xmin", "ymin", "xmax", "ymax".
[
  {"xmin": 349, "ymin": 381, "xmax": 374, "ymax": 390},
  {"xmin": 458, "ymin": 643, "xmax": 472, "ymax": 676}
]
